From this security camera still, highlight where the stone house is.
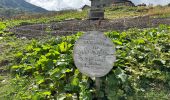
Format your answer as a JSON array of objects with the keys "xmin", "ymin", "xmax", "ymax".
[
  {"xmin": 90, "ymin": 0, "xmax": 112, "ymax": 9},
  {"xmin": 90, "ymin": 0, "xmax": 135, "ymax": 9},
  {"xmin": 81, "ymin": 5, "xmax": 91, "ymax": 10},
  {"xmin": 112, "ymin": 0, "xmax": 135, "ymax": 6},
  {"xmin": 137, "ymin": 3, "xmax": 147, "ymax": 7}
]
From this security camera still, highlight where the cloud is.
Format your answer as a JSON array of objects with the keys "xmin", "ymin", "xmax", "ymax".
[
  {"xmin": 131, "ymin": 0, "xmax": 170, "ymax": 5},
  {"xmin": 25, "ymin": 0, "xmax": 170, "ymax": 11},
  {"xmin": 25, "ymin": 0, "xmax": 90, "ymax": 11}
]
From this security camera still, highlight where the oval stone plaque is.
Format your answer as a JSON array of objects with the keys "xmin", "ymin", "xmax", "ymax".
[{"xmin": 73, "ymin": 31, "xmax": 116, "ymax": 77}]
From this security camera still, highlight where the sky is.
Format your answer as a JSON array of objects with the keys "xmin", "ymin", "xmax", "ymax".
[
  {"xmin": 26, "ymin": 0, "xmax": 91, "ymax": 11},
  {"xmin": 26, "ymin": 0, "xmax": 170, "ymax": 11}
]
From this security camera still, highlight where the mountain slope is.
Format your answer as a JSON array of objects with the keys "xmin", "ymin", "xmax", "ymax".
[{"xmin": 0, "ymin": 0, "xmax": 47, "ymax": 12}]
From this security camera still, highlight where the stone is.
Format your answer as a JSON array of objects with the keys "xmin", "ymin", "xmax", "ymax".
[
  {"xmin": 89, "ymin": 0, "xmax": 106, "ymax": 20},
  {"xmin": 89, "ymin": 9, "xmax": 104, "ymax": 20},
  {"xmin": 73, "ymin": 31, "xmax": 116, "ymax": 77}
]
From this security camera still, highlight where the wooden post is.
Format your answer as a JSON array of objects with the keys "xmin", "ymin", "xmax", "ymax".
[{"xmin": 95, "ymin": 77, "xmax": 101, "ymax": 100}]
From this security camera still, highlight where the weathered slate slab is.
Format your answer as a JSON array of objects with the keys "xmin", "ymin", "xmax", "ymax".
[{"xmin": 73, "ymin": 31, "xmax": 116, "ymax": 77}]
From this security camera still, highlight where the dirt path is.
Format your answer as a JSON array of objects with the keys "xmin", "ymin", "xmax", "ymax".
[{"xmin": 10, "ymin": 15, "xmax": 170, "ymax": 38}]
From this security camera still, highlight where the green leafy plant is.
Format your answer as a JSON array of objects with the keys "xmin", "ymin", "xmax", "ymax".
[
  {"xmin": 8, "ymin": 25, "xmax": 170, "ymax": 99},
  {"xmin": 0, "ymin": 22, "xmax": 6, "ymax": 35}
]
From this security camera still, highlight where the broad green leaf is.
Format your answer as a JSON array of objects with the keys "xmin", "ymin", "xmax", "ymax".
[
  {"xmin": 24, "ymin": 66, "xmax": 32, "ymax": 71},
  {"xmin": 49, "ymin": 68, "xmax": 60, "ymax": 76},
  {"xmin": 11, "ymin": 65, "xmax": 21, "ymax": 69},
  {"xmin": 0, "ymin": 22, "xmax": 6, "ymax": 31},
  {"xmin": 58, "ymin": 42, "xmax": 67, "ymax": 53},
  {"xmin": 42, "ymin": 91, "xmax": 51, "ymax": 96},
  {"xmin": 58, "ymin": 42, "xmax": 72, "ymax": 53},
  {"xmin": 34, "ymin": 48, "xmax": 41, "ymax": 52},
  {"xmin": 136, "ymin": 38, "xmax": 145, "ymax": 44},
  {"xmin": 61, "ymin": 68, "xmax": 72, "ymax": 73},
  {"xmin": 35, "ymin": 75, "xmax": 45, "ymax": 85},
  {"xmin": 112, "ymin": 40, "xmax": 122, "ymax": 45},
  {"xmin": 42, "ymin": 45, "xmax": 51, "ymax": 50},
  {"xmin": 71, "ymin": 77, "xmax": 79, "ymax": 86}
]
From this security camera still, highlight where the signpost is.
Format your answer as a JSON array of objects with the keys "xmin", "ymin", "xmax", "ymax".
[
  {"xmin": 73, "ymin": 31, "xmax": 116, "ymax": 78},
  {"xmin": 73, "ymin": 31, "xmax": 116, "ymax": 99},
  {"xmin": 74, "ymin": 1, "xmax": 116, "ymax": 99}
]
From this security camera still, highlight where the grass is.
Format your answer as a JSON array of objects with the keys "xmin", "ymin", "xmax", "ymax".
[
  {"xmin": 2, "ymin": 6, "xmax": 170, "ymax": 30},
  {"xmin": 105, "ymin": 6, "xmax": 170, "ymax": 19},
  {"xmin": 0, "ymin": 37, "xmax": 35, "ymax": 99},
  {"xmin": 0, "ymin": 5, "xmax": 170, "ymax": 99},
  {"xmin": 147, "ymin": 6, "xmax": 170, "ymax": 18},
  {"xmin": 105, "ymin": 6, "xmax": 145, "ymax": 19},
  {"xmin": 0, "ymin": 75, "xmax": 13, "ymax": 100}
]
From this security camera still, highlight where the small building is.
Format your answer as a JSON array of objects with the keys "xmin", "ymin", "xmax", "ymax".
[
  {"xmin": 137, "ymin": 3, "xmax": 147, "ymax": 7},
  {"xmin": 112, "ymin": 0, "xmax": 135, "ymax": 6},
  {"xmin": 81, "ymin": 5, "xmax": 91, "ymax": 10},
  {"xmin": 90, "ymin": 0, "xmax": 135, "ymax": 8},
  {"xmin": 168, "ymin": 3, "xmax": 170, "ymax": 6},
  {"xmin": 90, "ymin": 0, "xmax": 112, "ymax": 9}
]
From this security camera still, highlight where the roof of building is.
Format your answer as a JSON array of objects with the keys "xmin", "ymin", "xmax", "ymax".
[{"xmin": 81, "ymin": 5, "xmax": 91, "ymax": 9}]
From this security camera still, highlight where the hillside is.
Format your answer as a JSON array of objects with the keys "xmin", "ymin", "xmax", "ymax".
[
  {"xmin": 0, "ymin": 0, "xmax": 47, "ymax": 13},
  {"xmin": 0, "ymin": 6, "xmax": 170, "ymax": 99}
]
